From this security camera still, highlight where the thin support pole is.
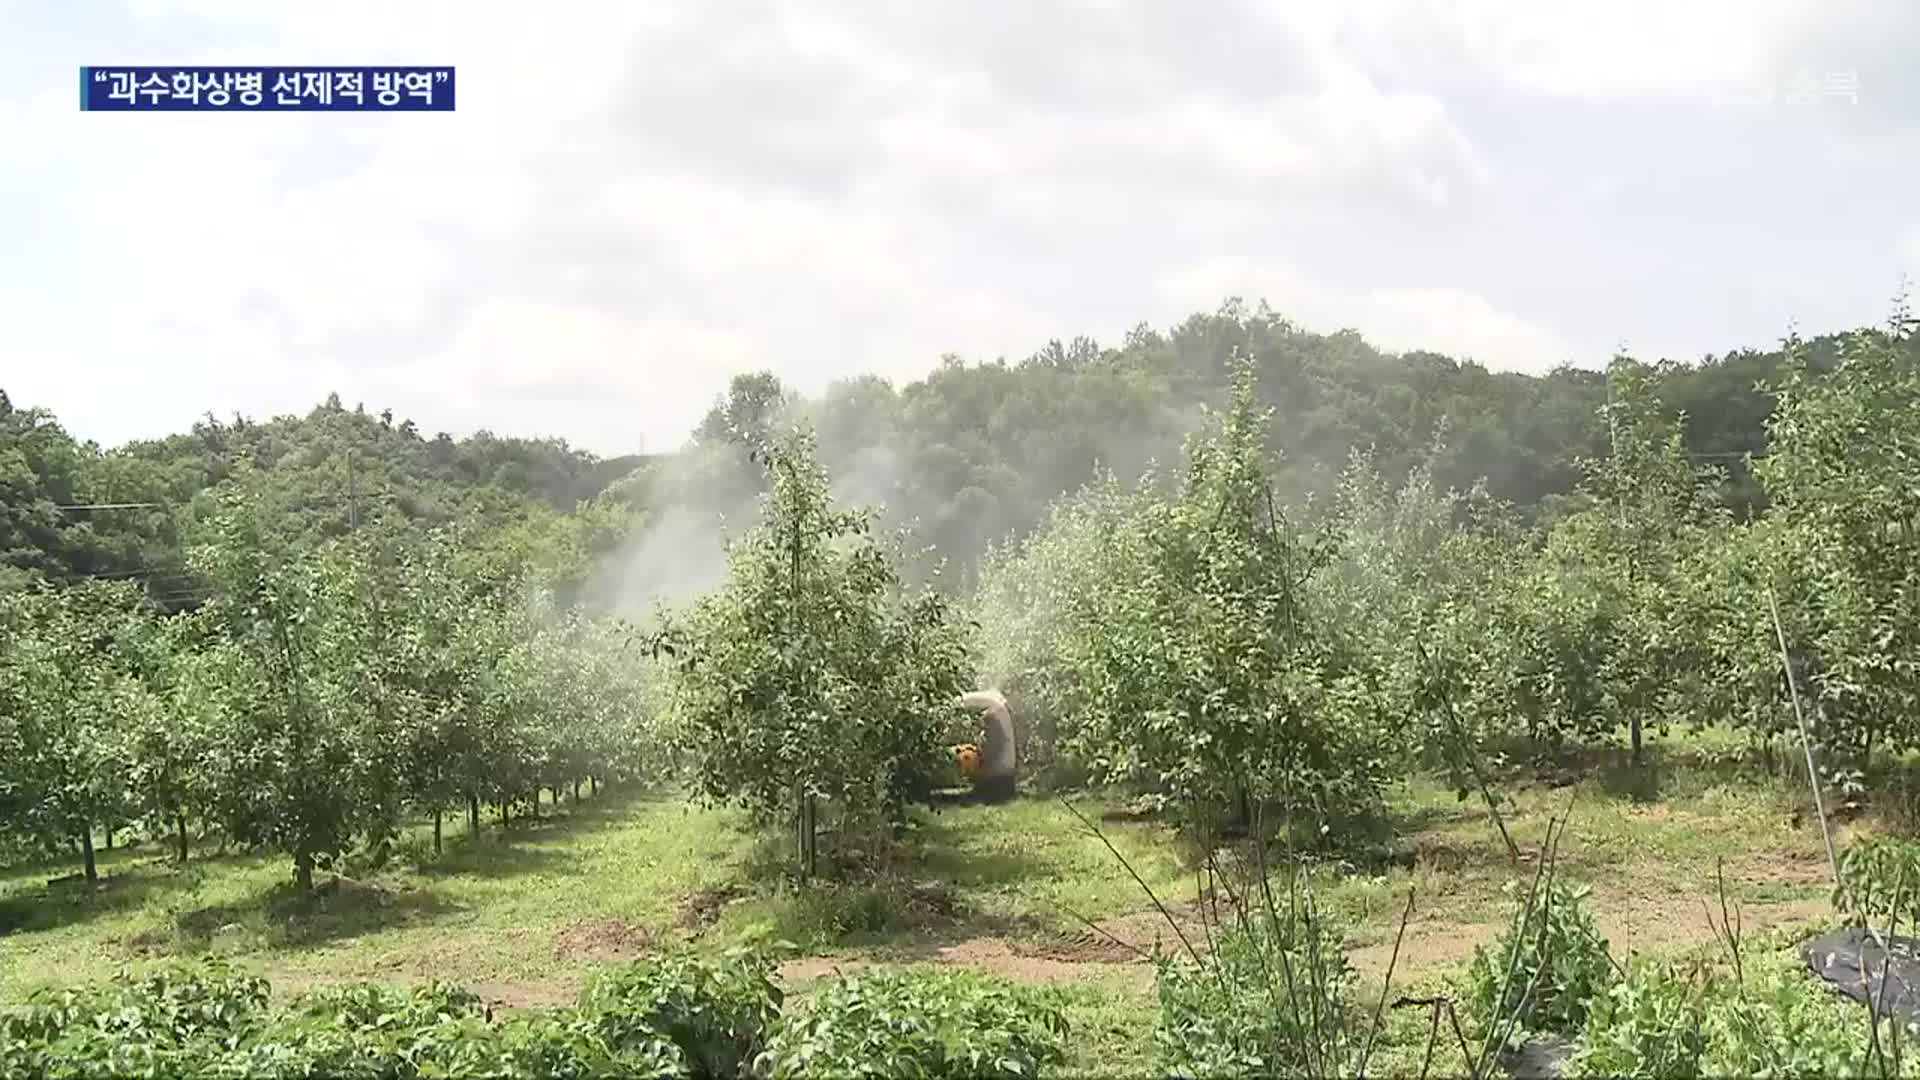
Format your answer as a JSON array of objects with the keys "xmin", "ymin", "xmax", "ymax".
[{"xmin": 1768, "ymin": 586, "xmax": 1841, "ymax": 889}]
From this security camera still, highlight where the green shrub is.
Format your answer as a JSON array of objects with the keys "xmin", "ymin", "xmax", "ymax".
[
  {"xmin": 578, "ymin": 948, "xmax": 781, "ymax": 1079},
  {"xmin": 0, "ymin": 960, "xmax": 271, "ymax": 1078},
  {"xmin": 1466, "ymin": 877, "xmax": 1613, "ymax": 1036},
  {"xmin": 0, "ymin": 959, "xmax": 270, "ymax": 1046},
  {"xmin": 762, "ymin": 968, "xmax": 1069, "ymax": 1079},
  {"xmin": 1569, "ymin": 946, "xmax": 1902, "ymax": 1079},
  {"xmin": 477, "ymin": 1010, "xmax": 681, "ymax": 1080},
  {"xmin": 230, "ymin": 980, "xmax": 499, "ymax": 1079},
  {"xmin": 1154, "ymin": 895, "xmax": 1358, "ymax": 1079},
  {"xmin": 292, "ymin": 979, "xmax": 487, "ymax": 1029},
  {"xmin": 221, "ymin": 1005, "xmax": 686, "ymax": 1080},
  {"xmin": 0, "ymin": 961, "xmax": 689, "ymax": 1080},
  {"xmin": 215, "ymin": 1011, "xmax": 454, "ymax": 1079},
  {"xmin": 1699, "ymin": 949, "xmax": 1891, "ymax": 1078},
  {"xmin": 1565, "ymin": 957, "xmax": 1712, "ymax": 1079},
  {"xmin": 1839, "ymin": 835, "xmax": 1920, "ymax": 928}
]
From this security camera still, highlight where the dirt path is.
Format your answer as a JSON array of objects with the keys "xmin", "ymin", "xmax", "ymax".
[
  {"xmin": 270, "ymin": 846, "xmax": 1845, "ymax": 1008},
  {"xmin": 264, "ymin": 967, "xmax": 581, "ymax": 1012},
  {"xmin": 777, "ymin": 906, "xmax": 1199, "ymax": 989},
  {"xmin": 778, "ymin": 885, "xmax": 1828, "ymax": 992},
  {"xmin": 780, "ymin": 938, "xmax": 1149, "ymax": 988},
  {"xmin": 1349, "ymin": 891, "xmax": 1832, "ymax": 983}
]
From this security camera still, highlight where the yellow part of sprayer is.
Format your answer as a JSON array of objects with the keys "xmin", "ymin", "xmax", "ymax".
[{"xmin": 952, "ymin": 743, "xmax": 981, "ymax": 780}]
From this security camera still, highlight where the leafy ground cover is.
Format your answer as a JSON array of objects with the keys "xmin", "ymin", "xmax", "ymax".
[{"xmin": 0, "ymin": 735, "xmax": 1861, "ymax": 1076}]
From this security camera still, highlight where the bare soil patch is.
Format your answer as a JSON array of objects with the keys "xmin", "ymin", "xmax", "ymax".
[
  {"xmin": 778, "ymin": 955, "xmax": 878, "ymax": 985},
  {"xmin": 1031, "ymin": 903, "xmax": 1222, "ymax": 964},
  {"xmin": 1348, "ymin": 893, "xmax": 1831, "ymax": 984},
  {"xmin": 1351, "ymin": 917, "xmax": 1502, "ymax": 981},
  {"xmin": 1015, "ymin": 927, "xmax": 1148, "ymax": 964},
  {"xmin": 674, "ymin": 883, "xmax": 748, "ymax": 932},
  {"xmin": 896, "ymin": 882, "xmax": 968, "ymax": 925},
  {"xmin": 467, "ymin": 979, "xmax": 577, "ymax": 1012},
  {"xmin": 778, "ymin": 935, "xmax": 1150, "ymax": 989},
  {"xmin": 312, "ymin": 876, "xmax": 400, "ymax": 905},
  {"xmin": 554, "ymin": 917, "xmax": 656, "ymax": 962},
  {"xmin": 262, "ymin": 968, "xmax": 578, "ymax": 1013},
  {"xmin": 118, "ymin": 926, "xmax": 171, "ymax": 958},
  {"xmin": 776, "ymin": 899, "xmax": 1228, "ymax": 988},
  {"xmin": 1734, "ymin": 851, "xmax": 1834, "ymax": 888},
  {"xmin": 1596, "ymin": 892, "xmax": 1829, "ymax": 958},
  {"xmin": 931, "ymin": 937, "xmax": 1144, "ymax": 984}
]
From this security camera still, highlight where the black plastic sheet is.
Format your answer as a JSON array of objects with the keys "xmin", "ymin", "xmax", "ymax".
[
  {"xmin": 1803, "ymin": 927, "xmax": 1920, "ymax": 1020},
  {"xmin": 1500, "ymin": 1033, "xmax": 1575, "ymax": 1079}
]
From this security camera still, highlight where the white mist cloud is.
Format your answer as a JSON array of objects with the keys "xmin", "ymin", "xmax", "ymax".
[{"xmin": 592, "ymin": 502, "xmax": 741, "ymax": 624}]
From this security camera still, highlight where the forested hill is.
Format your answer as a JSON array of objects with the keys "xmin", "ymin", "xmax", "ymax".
[
  {"xmin": 650, "ymin": 302, "xmax": 1868, "ymax": 582},
  {"xmin": 0, "ymin": 390, "xmax": 646, "ymax": 608},
  {"xmin": 0, "ymin": 301, "xmax": 1887, "ymax": 604}
]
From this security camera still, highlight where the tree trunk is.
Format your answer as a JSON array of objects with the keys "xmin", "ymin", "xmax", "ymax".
[
  {"xmin": 1630, "ymin": 715, "xmax": 1644, "ymax": 766},
  {"xmin": 573, "ymin": 779, "xmax": 581, "ymax": 803},
  {"xmin": 468, "ymin": 794, "xmax": 480, "ymax": 835},
  {"xmin": 294, "ymin": 850, "xmax": 315, "ymax": 891},
  {"xmin": 105, "ymin": 829, "xmax": 114, "ymax": 852},
  {"xmin": 177, "ymin": 813, "xmax": 189, "ymax": 864},
  {"xmin": 500, "ymin": 800, "xmax": 510, "ymax": 828},
  {"xmin": 529, "ymin": 791, "xmax": 540, "ymax": 821},
  {"xmin": 590, "ymin": 776, "xmax": 598, "ymax": 797},
  {"xmin": 433, "ymin": 812, "xmax": 443, "ymax": 856},
  {"xmin": 796, "ymin": 792, "xmax": 818, "ymax": 882},
  {"xmin": 81, "ymin": 827, "xmax": 98, "ymax": 884},
  {"xmin": 808, "ymin": 797, "xmax": 819, "ymax": 879}
]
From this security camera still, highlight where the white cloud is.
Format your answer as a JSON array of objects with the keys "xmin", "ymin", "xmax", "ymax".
[
  {"xmin": 1320, "ymin": 0, "xmax": 1811, "ymax": 103},
  {"xmin": 393, "ymin": 302, "xmax": 759, "ymax": 442},
  {"xmin": 3, "ymin": 0, "xmax": 1916, "ymax": 456}
]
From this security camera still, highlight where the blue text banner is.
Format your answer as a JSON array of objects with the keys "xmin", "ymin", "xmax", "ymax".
[{"xmin": 80, "ymin": 66, "xmax": 456, "ymax": 111}]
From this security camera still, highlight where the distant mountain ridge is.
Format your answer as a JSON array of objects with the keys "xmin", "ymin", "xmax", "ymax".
[{"xmin": 3, "ymin": 300, "xmax": 1890, "ymax": 601}]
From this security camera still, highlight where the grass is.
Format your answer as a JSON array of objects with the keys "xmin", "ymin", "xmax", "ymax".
[
  {"xmin": 0, "ymin": 789, "xmax": 743, "ymax": 1001},
  {"xmin": 0, "ymin": 735, "xmax": 1878, "ymax": 1074},
  {"xmin": 1043, "ymin": 972, "xmax": 1162, "ymax": 1078},
  {"xmin": 0, "ymin": 787, "xmax": 1187, "ymax": 1003}
]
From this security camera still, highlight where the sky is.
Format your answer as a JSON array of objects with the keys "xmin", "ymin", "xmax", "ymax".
[{"xmin": 1, "ymin": 1, "xmax": 1915, "ymax": 459}]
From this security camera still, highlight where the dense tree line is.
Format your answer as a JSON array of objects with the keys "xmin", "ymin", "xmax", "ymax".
[
  {"xmin": 2, "ymin": 299, "xmax": 1886, "ymax": 606},
  {"xmin": 0, "ymin": 475, "xmax": 663, "ymax": 885},
  {"xmin": 0, "ymin": 390, "xmax": 640, "ymax": 612},
  {"xmin": 975, "ymin": 313, "xmax": 1919, "ymax": 838},
  {"xmin": 3, "ymin": 297, "xmax": 1914, "ymax": 878},
  {"xmin": 658, "ymin": 299, "xmax": 1877, "ymax": 590}
]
